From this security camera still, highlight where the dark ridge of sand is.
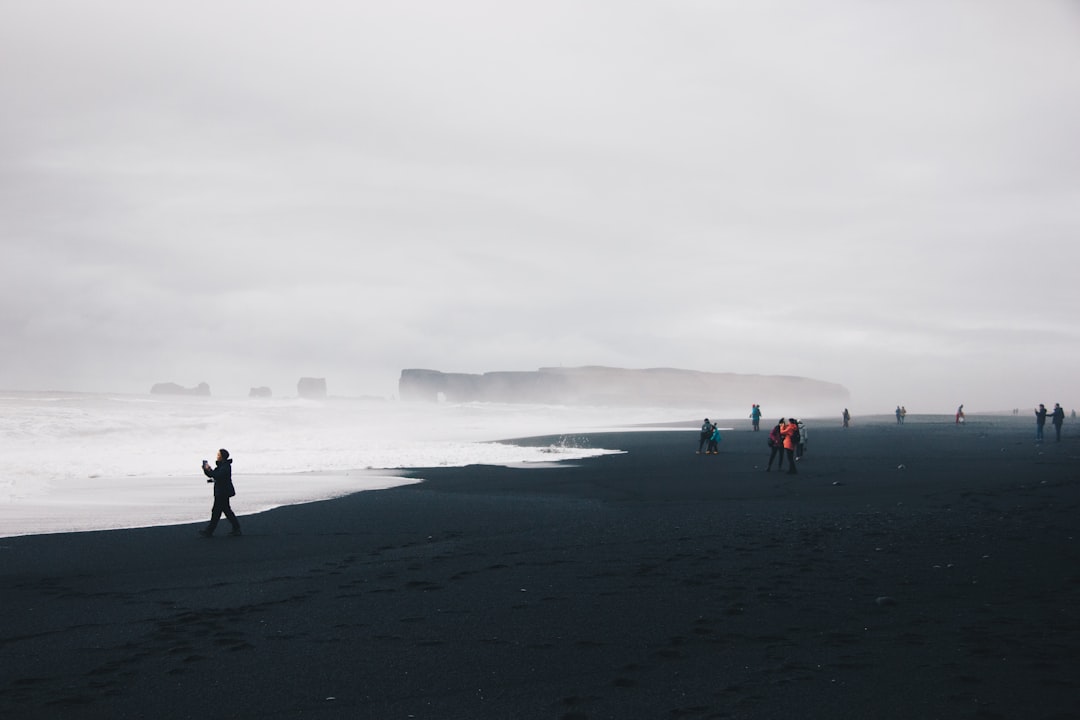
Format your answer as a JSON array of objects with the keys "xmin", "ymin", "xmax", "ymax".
[{"xmin": 2, "ymin": 418, "xmax": 1079, "ymax": 719}]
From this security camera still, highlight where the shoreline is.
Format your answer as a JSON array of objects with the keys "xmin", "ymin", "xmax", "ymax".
[
  {"xmin": 0, "ymin": 470, "xmax": 421, "ymax": 540},
  {"xmin": 2, "ymin": 421, "xmax": 1078, "ymax": 718}
]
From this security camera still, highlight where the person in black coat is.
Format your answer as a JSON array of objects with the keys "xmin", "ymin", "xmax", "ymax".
[
  {"xmin": 765, "ymin": 420, "xmax": 785, "ymax": 471},
  {"xmin": 1035, "ymin": 404, "xmax": 1049, "ymax": 442},
  {"xmin": 1051, "ymin": 403, "xmax": 1065, "ymax": 442},
  {"xmin": 697, "ymin": 419, "xmax": 712, "ymax": 454},
  {"xmin": 199, "ymin": 448, "xmax": 241, "ymax": 537}
]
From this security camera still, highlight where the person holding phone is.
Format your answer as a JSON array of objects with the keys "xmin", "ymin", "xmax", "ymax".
[{"xmin": 199, "ymin": 448, "xmax": 241, "ymax": 537}]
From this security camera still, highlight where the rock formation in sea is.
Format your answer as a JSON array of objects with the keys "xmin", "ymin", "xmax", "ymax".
[
  {"xmin": 249, "ymin": 386, "xmax": 272, "ymax": 398},
  {"xmin": 297, "ymin": 377, "xmax": 327, "ymax": 399},
  {"xmin": 150, "ymin": 381, "xmax": 211, "ymax": 396},
  {"xmin": 399, "ymin": 366, "xmax": 850, "ymax": 410}
]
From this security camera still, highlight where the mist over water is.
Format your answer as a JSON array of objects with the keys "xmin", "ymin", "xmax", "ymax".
[{"xmin": 0, "ymin": 392, "xmax": 705, "ymax": 537}]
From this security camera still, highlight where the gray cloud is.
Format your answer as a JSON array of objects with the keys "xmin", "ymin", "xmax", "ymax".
[{"xmin": 2, "ymin": 1, "xmax": 1079, "ymax": 410}]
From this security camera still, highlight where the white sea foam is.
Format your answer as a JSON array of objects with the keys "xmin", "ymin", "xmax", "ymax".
[{"xmin": 0, "ymin": 392, "xmax": 698, "ymax": 537}]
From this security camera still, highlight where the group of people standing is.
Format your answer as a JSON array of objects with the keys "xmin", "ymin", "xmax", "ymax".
[
  {"xmin": 766, "ymin": 417, "xmax": 805, "ymax": 474},
  {"xmin": 697, "ymin": 419, "xmax": 723, "ymax": 454},
  {"xmin": 1035, "ymin": 403, "xmax": 1066, "ymax": 442},
  {"xmin": 882, "ymin": 403, "xmax": 1068, "ymax": 442},
  {"xmin": 956, "ymin": 403, "xmax": 1067, "ymax": 441},
  {"xmin": 700, "ymin": 412, "xmax": 807, "ymax": 473}
]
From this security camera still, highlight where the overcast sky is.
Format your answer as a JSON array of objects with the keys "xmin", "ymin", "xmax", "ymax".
[{"xmin": 2, "ymin": 1, "xmax": 1078, "ymax": 412}]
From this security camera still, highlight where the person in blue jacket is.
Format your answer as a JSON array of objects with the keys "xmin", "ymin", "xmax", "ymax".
[
  {"xmin": 750, "ymin": 404, "xmax": 762, "ymax": 431},
  {"xmin": 199, "ymin": 448, "xmax": 241, "ymax": 537},
  {"xmin": 706, "ymin": 423, "xmax": 722, "ymax": 454}
]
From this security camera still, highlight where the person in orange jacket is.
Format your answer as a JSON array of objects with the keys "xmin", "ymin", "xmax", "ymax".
[{"xmin": 780, "ymin": 419, "xmax": 799, "ymax": 475}]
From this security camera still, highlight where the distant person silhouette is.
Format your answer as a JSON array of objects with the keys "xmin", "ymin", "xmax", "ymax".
[
  {"xmin": 750, "ymin": 404, "xmax": 762, "ymax": 431},
  {"xmin": 794, "ymin": 418, "xmax": 807, "ymax": 460},
  {"xmin": 1035, "ymin": 404, "xmax": 1048, "ymax": 442},
  {"xmin": 200, "ymin": 449, "xmax": 241, "ymax": 537},
  {"xmin": 900, "ymin": 406, "xmax": 907, "ymax": 424},
  {"xmin": 895, "ymin": 406, "xmax": 902, "ymax": 424},
  {"xmin": 842, "ymin": 408, "xmax": 850, "ymax": 428},
  {"xmin": 697, "ymin": 419, "xmax": 712, "ymax": 454},
  {"xmin": 955, "ymin": 405, "xmax": 965, "ymax": 425},
  {"xmin": 1050, "ymin": 403, "xmax": 1064, "ymax": 442}
]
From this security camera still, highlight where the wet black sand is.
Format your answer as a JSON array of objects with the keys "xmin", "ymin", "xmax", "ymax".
[{"xmin": 2, "ymin": 416, "xmax": 1078, "ymax": 719}]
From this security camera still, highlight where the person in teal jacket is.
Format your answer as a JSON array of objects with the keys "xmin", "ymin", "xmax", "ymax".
[{"xmin": 706, "ymin": 424, "xmax": 722, "ymax": 454}]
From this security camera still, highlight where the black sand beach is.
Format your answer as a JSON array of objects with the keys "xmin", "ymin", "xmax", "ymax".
[{"xmin": 2, "ymin": 416, "xmax": 1078, "ymax": 719}]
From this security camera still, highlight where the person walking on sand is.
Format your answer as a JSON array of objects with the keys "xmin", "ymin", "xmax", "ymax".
[
  {"xmin": 900, "ymin": 406, "xmax": 907, "ymax": 424},
  {"xmin": 842, "ymin": 408, "xmax": 850, "ymax": 428},
  {"xmin": 750, "ymin": 404, "xmax": 762, "ymax": 432},
  {"xmin": 1052, "ymin": 403, "xmax": 1065, "ymax": 441},
  {"xmin": 697, "ymin": 419, "xmax": 712, "ymax": 454},
  {"xmin": 895, "ymin": 406, "xmax": 902, "ymax": 424},
  {"xmin": 200, "ymin": 449, "xmax": 241, "ymax": 537},
  {"xmin": 766, "ymin": 420, "xmax": 785, "ymax": 471},
  {"xmin": 955, "ymin": 405, "xmax": 965, "ymax": 425},
  {"xmin": 1035, "ymin": 404, "xmax": 1048, "ymax": 442},
  {"xmin": 706, "ymin": 423, "xmax": 722, "ymax": 454},
  {"xmin": 780, "ymin": 419, "xmax": 799, "ymax": 474}
]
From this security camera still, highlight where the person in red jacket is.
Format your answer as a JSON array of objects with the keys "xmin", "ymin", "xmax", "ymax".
[
  {"xmin": 780, "ymin": 419, "xmax": 799, "ymax": 475},
  {"xmin": 765, "ymin": 420, "xmax": 785, "ymax": 471}
]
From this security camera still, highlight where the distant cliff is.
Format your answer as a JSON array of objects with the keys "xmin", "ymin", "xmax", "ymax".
[
  {"xmin": 297, "ymin": 377, "xmax": 328, "ymax": 399},
  {"xmin": 150, "ymin": 382, "xmax": 210, "ymax": 396},
  {"xmin": 399, "ymin": 367, "xmax": 849, "ymax": 409}
]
